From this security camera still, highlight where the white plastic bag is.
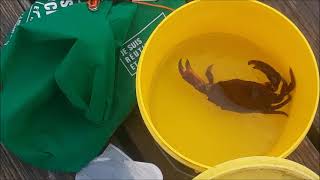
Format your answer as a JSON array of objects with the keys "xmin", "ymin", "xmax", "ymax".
[{"xmin": 76, "ymin": 144, "xmax": 163, "ymax": 180}]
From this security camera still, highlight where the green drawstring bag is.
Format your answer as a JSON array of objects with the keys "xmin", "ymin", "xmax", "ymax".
[{"xmin": 1, "ymin": 0, "xmax": 185, "ymax": 172}]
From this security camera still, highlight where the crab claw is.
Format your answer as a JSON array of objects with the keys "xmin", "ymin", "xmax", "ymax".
[
  {"xmin": 178, "ymin": 59, "xmax": 207, "ymax": 94},
  {"xmin": 287, "ymin": 68, "xmax": 296, "ymax": 92},
  {"xmin": 206, "ymin": 65, "xmax": 214, "ymax": 84},
  {"xmin": 277, "ymin": 68, "xmax": 295, "ymax": 98},
  {"xmin": 248, "ymin": 60, "xmax": 282, "ymax": 91},
  {"xmin": 178, "ymin": 59, "xmax": 185, "ymax": 75}
]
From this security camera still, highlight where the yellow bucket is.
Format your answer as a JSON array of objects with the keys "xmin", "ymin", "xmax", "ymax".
[
  {"xmin": 137, "ymin": 0, "xmax": 319, "ymax": 172},
  {"xmin": 194, "ymin": 156, "xmax": 319, "ymax": 179}
]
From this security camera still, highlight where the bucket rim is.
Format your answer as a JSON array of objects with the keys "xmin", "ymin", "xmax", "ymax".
[{"xmin": 194, "ymin": 156, "xmax": 319, "ymax": 179}]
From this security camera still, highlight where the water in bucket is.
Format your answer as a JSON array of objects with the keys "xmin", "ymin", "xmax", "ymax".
[{"xmin": 148, "ymin": 33, "xmax": 292, "ymax": 167}]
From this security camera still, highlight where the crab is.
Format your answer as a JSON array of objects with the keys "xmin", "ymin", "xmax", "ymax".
[{"xmin": 178, "ymin": 59, "xmax": 295, "ymax": 116}]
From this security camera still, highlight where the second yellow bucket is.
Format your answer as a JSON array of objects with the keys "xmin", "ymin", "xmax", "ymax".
[
  {"xmin": 137, "ymin": 0, "xmax": 319, "ymax": 172},
  {"xmin": 194, "ymin": 156, "xmax": 319, "ymax": 179}
]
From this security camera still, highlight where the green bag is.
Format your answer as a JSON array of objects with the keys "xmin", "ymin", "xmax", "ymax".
[{"xmin": 1, "ymin": 0, "xmax": 185, "ymax": 172}]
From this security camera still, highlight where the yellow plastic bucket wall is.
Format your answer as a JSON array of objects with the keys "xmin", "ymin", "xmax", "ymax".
[
  {"xmin": 137, "ymin": 0, "xmax": 319, "ymax": 172},
  {"xmin": 194, "ymin": 156, "xmax": 319, "ymax": 179}
]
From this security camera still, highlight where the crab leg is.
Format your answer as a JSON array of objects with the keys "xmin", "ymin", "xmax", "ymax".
[
  {"xmin": 205, "ymin": 65, "xmax": 214, "ymax": 84},
  {"xmin": 273, "ymin": 68, "xmax": 296, "ymax": 104},
  {"xmin": 286, "ymin": 69, "xmax": 296, "ymax": 93},
  {"xmin": 280, "ymin": 79, "xmax": 289, "ymax": 96},
  {"xmin": 271, "ymin": 95, "xmax": 292, "ymax": 110},
  {"xmin": 178, "ymin": 59, "xmax": 207, "ymax": 94},
  {"xmin": 248, "ymin": 60, "xmax": 282, "ymax": 91},
  {"xmin": 263, "ymin": 110, "xmax": 288, "ymax": 117},
  {"xmin": 270, "ymin": 78, "xmax": 289, "ymax": 104}
]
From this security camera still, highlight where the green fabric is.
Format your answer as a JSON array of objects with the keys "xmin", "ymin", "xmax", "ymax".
[{"xmin": 1, "ymin": 0, "xmax": 185, "ymax": 172}]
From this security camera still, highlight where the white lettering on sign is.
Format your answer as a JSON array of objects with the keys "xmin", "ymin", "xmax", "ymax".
[
  {"xmin": 120, "ymin": 48, "xmax": 128, "ymax": 56},
  {"xmin": 32, "ymin": 5, "xmax": 41, "ymax": 19},
  {"xmin": 61, "ymin": 0, "xmax": 74, "ymax": 7},
  {"xmin": 44, "ymin": 1, "xmax": 58, "ymax": 15},
  {"xmin": 26, "ymin": 0, "xmax": 77, "ymax": 23},
  {"xmin": 26, "ymin": 1, "xmax": 45, "ymax": 22},
  {"xmin": 5, "ymin": 0, "xmax": 78, "ymax": 46},
  {"xmin": 119, "ymin": 38, "xmax": 144, "ymax": 75},
  {"xmin": 120, "ymin": 38, "xmax": 144, "ymax": 64},
  {"xmin": 120, "ymin": 12, "xmax": 166, "ymax": 76}
]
